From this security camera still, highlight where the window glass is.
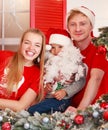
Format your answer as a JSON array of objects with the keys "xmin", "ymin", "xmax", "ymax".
[{"xmin": 0, "ymin": 0, "xmax": 30, "ymax": 50}]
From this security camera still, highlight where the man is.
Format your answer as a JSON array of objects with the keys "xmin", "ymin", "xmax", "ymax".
[{"xmin": 66, "ymin": 6, "xmax": 108, "ymax": 111}]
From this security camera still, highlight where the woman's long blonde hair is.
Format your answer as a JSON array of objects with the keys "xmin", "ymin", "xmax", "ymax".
[{"xmin": 6, "ymin": 28, "xmax": 46, "ymax": 102}]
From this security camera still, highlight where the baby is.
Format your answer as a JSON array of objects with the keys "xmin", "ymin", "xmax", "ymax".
[{"xmin": 44, "ymin": 29, "xmax": 85, "ymax": 93}]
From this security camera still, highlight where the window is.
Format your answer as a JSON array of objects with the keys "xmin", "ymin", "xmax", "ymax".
[
  {"xmin": 0, "ymin": 0, "xmax": 66, "ymax": 51},
  {"xmin": 0, "ymin": 0, "xmax": 30, "ymax": 50}
]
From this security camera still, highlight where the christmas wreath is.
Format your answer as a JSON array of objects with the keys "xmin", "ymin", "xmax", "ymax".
[
  {"xmin": 0, "ymin": 94, "xmax": 108, "ymax": 130},
  {"xmin": 92, "ymin": 26, "xmax": 108, "ymax": 59}
]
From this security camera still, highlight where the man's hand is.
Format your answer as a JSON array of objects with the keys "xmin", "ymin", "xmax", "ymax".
[{"xmin": 65, "ymin": 106, "xmax": 77, "ymax": 113}]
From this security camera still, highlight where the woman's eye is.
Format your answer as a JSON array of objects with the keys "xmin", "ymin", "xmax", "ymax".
[{"xmin": 35, "ymin": 43, "xmax": 41, "ymax": 47}]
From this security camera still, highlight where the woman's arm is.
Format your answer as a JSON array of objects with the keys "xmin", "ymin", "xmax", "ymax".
[
  {"xmin": 0, "ymin": 88, "xmax": 37, "ymax": 112},
  {"xmin": 77, "ymin": 68, "xmax": 104, "ymax": 110}
]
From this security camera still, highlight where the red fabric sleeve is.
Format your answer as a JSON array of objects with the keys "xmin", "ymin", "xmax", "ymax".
[{"xmin": 91, "ymin": 49, "xmax": 108, "ymax": 71}]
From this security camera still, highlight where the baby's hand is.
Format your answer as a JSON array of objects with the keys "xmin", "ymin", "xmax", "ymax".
[
  {"xmin": 53, "ymin": 89, "xmax": 66, "ymax": 100},
  {"xmin": 44, "ymin": 83, "xmax": 52, "ymax": 93}
]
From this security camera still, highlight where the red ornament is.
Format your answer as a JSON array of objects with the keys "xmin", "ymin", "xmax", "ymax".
[
  {"xmin": 2, "ymin": 122, "xmax": 11, "ymax": 130},
  {"xmin": 97, "ymin": 45, "xmax": 107, "ymax": 55},
  {"xmin": 100, "ymin": 102, "xmax": 108, "ymax": 109},
  {"xmin": 103, "ymin": 111, "xmax": 108, "ymax": 121},
  {"xmin": 74, "ymin": 114, "xmax": 84, "ymax": 125}
]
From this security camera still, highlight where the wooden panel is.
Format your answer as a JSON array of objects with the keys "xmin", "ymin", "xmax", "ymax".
[{"xmin": 30, "ymin": 0, "xmax": 66, "ymax": 34}]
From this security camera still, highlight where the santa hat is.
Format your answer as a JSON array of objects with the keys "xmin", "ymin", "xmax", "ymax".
[
  {"xmin": 46, "ymin": 28, "xmax": 72, "ymax": 50},
  {"xmin": 68, "ymin": 6, "xmax": 95, "ymax": 27}
]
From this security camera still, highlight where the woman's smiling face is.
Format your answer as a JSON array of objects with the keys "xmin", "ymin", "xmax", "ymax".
[{"xmin": 21, "ymin": 32, "xmax": 42, "ymax": 65}]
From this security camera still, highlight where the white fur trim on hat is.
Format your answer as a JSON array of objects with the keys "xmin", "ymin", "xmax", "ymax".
[
  {"xmin": 46, "ymin": 44, "xmax": 52, "ymax": 51},
  {"xmin": 72, "ymin": 6, "xmax": 95, "ymax": 27},
  {"xmin": 49, "ymin": 34, "xmax": 72, "ymax": 46}
]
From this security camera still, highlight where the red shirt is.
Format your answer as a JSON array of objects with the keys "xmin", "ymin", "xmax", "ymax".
[
  {"xmin": 71, "ymin": 42, "xmax": 108, "ymax": 107},
  {"xmin": 0, "ymin": 50, "xmax": 40, "ymax": 100}
]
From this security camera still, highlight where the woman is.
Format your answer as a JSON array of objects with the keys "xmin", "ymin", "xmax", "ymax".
[{"xmin": 0, "ymin": 28, "xmax": 45, "ymax": 111}]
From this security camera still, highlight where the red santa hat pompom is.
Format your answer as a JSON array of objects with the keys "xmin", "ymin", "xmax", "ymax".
[{"xmin": 46, "ymin": 28, "xmax": 72, "ymax": 50}]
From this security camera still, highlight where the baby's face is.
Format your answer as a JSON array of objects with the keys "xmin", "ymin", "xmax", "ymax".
[{"xmin": 50, "ymin": 44, "xmax": 63, "ymax": 55}]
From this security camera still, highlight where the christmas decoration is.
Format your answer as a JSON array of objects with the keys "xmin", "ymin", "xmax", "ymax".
[
  {"xmin": 1, "ymin": 122, "xmax": 11, "ymax": 130},
  {"xmin": 92, "ymin": 26, "xmax": 108, "ymax": 59},
  {"xmin": 74, "ymin": 114, "xmax": 84, "ymax": 125},
  {"xmin": 92, "ymin": 111, "xmax": 99, "ymax": 118},
  {"xmin": 103, "ymin": 111, "xmax": 108, "ymax": 121},
  {"xmin": 100, "ymin": 102, "xmax": 108, "ymax": 109},
  {"xmin": 0, "ymin": 94, "xmax": 108, "ymax": 129}
]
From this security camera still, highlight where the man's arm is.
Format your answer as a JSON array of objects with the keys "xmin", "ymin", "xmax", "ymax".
[
  {"xmin": 77, "ymin": 68, "xmax": 104, "ymax": 110},
  {"xmin": 63, "ymin": 76, "xmax": 86, "ymax": 99}
]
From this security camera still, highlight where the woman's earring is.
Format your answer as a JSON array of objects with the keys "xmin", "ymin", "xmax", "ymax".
[{"xmin": 37, "ymin": 57, "xmax": 40, "ymax": 62}]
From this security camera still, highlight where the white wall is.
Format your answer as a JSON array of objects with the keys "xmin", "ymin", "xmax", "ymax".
[{"xmin": 67, "ymin": 0, "xmax": 108, "ymax": 36}]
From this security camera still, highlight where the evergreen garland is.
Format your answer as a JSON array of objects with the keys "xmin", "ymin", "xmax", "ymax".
[
  {"xmin": 92, "ymin": 26, "xmax": 108, "ymax": 59},
  {"xmin": 0, "ymin": 94, "xmax": 108, "ymax": 129}
]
